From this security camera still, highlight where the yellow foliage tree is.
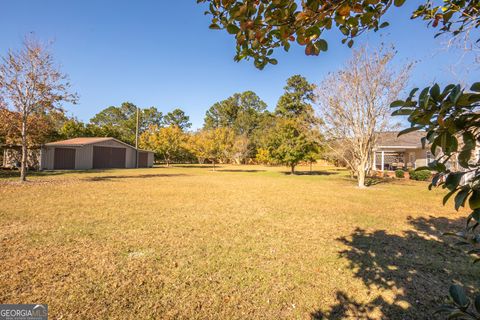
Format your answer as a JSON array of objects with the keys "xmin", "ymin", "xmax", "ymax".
[
  {"xmin": 187, "ymin": 127, "xmax": 235, "ymax": 171},
  {"xmin": 139, "ymin": 125, "xmax": 187, "ymax": 167}
]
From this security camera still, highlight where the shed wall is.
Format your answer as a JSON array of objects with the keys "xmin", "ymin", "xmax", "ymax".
[
  {"xmin": 148, "ymin": 152, "xmax": 154, "ymax": 167},
  {"xmin": 92, "ymin": 140, "xmax": 136, "ymax": 168},
  {"xmin": 76, "ymin": 145, "xmax": 93, "ymax": 169},
  {"xmin": 41, "ymin": 147, "xmax": 54, "ymax": 170},
  {"xmin": 41, "ymin": 139, "xmax": 141, "ymax": 170}
]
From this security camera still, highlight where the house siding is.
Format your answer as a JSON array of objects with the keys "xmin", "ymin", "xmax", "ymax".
[{"xmin": 414, "ymin": 148, "xmax": 428, "ymax": 169}]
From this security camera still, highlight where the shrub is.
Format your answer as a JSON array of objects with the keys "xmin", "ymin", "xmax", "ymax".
[
  {"xmin": 395, "ymin": 170, "xmax": 405, "ymax": 178},
  {"xmin": 409, "ymin": 169, "xmax": 431, "ymax": 181}
]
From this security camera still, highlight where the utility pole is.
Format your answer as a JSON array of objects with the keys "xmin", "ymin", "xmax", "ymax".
[{"xmin": 135, "ymin": 106, "xmax": 139, "ymax": 168}]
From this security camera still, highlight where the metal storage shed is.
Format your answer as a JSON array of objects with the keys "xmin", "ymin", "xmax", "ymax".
[{"xmin": 40, "ymin": 137, "xmax": 154, "ymax": 170}]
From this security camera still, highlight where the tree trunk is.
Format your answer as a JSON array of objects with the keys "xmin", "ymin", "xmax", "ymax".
[
  {"xmin": 20, "ymin": 115, "xmax": 27, "ymax": 182},
  {"xmin": 357, "ymin": 165, "xmax": 366, "ymax": 188},
  {"xmin": 290, "ymin": 164, "xmax": 295, "ymax": 174},
  {"xmin": 212, "ymin": 160, "xmax": 216, "ymax": 171},
  {"xmin": 164, "ymin": 154, "xmax": 170, "ymax": 167}
]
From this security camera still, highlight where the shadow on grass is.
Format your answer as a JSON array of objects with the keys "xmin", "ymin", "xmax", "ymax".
[
  {"xmin": 217, "ymin": 169, "xmax": 266, "ymax": 173},
  {"xmin": 0, "ymin": 169, "xmax": 104, "ymax": 179},
  {"xmin": 85, "ymin": 173, "xmax": 188, "ymax": 181},
  {"xmin": 312, "ymin": 216, "xmax": 476, "ymax": 319},
  {"xmin": 364, "ymin": 177, "xmax": 394, "ymax": 186},
  {"xmin": 283, "ymin": 170, "xmax": 339, "ymax": 176},
  {"xmin": 172, "ymin": 164, "xmax": 218, "ymax": 169}
]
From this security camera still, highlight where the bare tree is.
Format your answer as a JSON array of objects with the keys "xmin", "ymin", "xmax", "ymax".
[
  {"xmin": 0, "ymin": 37, "xmax": 77, "ymax": 181},
  {"xmin": 232, "ymin": 134, "xmax": 251, "ymax": 164},
  {"xmin": 317, "ymin": 45, "xmax": 412, "ymax": 188}
]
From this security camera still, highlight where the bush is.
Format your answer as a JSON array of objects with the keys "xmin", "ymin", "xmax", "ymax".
[
  {"xmin": 395, "ymin": 170, "xmax": 405, "ymax": 178},
  {"xmin": 409, "ymin": 169, "xmax": 431, "ymax": 181}
]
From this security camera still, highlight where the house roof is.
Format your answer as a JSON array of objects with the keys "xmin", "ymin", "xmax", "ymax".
[
  {"xmin": 43, "ymin": 137, "xmax": 154, "ymax": 153},
  {"xmin": 376, "ymin": 131, "xmax": 426, "ymax": 148}
]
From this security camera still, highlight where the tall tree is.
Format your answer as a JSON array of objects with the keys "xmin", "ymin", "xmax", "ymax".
[
  {"xmin": 317, "ymin": 45, "xmax": 411, "ymax": 187},
  {"xmin": 275, "ymin": 75, "xmax": 317, "ymax": 126},
  {"xmin": 204, "ymin": 91, "xmax": 267, "ymax": 135},
  {"xmin": 90, "ymin": 103, "xmax": 162, "ymax": 145},
  {"xmin": 205, "ymin": 91, "xmax": 269, "ymax": 160},
  {"xmin": 262, "ymin": 75, "xmax": 321, "ymax": 173},
  {"xmin": 164, "ymin": 108, "xmax": 192, "ymax": 130},
  {"xmin": 58, "ymin": 118, "xmax": 89, "ymax": 139},
  {"xmin": 0, "ymin": 38, "xmax": 77, "ymax": 181},
  {"xmin": 266, "ymin": 118, "xmax": 317, "ymax": 174}
]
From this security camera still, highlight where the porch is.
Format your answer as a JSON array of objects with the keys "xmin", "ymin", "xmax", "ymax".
[{"xmin": 373, "ymin": 147, "xmax": 419, "ymax": 172}]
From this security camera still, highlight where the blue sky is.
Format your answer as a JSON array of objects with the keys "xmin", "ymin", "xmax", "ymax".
[{"xmin": 1, "ymin": 1, "xmax": 475, "ymax": 129}]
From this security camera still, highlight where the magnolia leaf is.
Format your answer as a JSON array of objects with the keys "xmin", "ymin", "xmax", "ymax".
[
  {"xmin": 469, "ymin": 191, "xmax": 480, "ymax": 210},
  {"xmin": 445, "ymin": 172, "xmax": 464, "ymax": 191},
  {"xmin": 226, "ymin": 24, "xmax": 240, "ymax": 34},
  {"xmin": 473, "ymin": 295, "xmax": 480, "ymax": 314},
  {"xmin": 379, "ymin": 22, "xmax": 389, "ymax": 28},
  {"xmin": 430, "ymin": 84, "xmax": 440, "ymax": 99},
  {"xmin": 470, "ymin": 82, "xmax": 480, "ymax": 92},
  {"xmin": 398, "ymin": 126, "xmax": 422, "ymax": 136},
  {"xmin": 209, "ymin": 23, "xmax": 221, "ymax": 30},
  {"xmin": 316, "ymin": 39, "xmax": 328, "ymax": 52},
  {"xmin": 449, "ymin": 285, "xmax": 469, "ymax": 308},
  {"xmin": 454, "ymin": 189, "xmax": 469, "ymax": 210},
  {"xmin": 390, "ymin": 100, "xmax": 404, "ymax": 107}
]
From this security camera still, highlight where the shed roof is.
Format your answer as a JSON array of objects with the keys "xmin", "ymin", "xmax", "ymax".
[
  {"xmin": 376, "ymin": 131, "xmax": 426, "ymax": 148},
  {"xmin": 44, "ymin": 137, "xmax": 114, "ymax": 147},
  {"xmin": 43, "ymin": 137, "xmax": 154, "ymax": 153}
]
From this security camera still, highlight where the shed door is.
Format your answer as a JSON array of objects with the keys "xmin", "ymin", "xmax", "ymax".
[
  {"xmin": 111, "ymin": 147, "xmax": 126, "ymax": 168},
  {"xmin": 138, "ymin": 152, "xmax": 148, "ymax": 168},
  {"xmin": 54, "ymin": 148, "xmax": 76, "ymax": 170},
  {"xmin": 93, "ymin": 146, "xmax": 126, "ymax": 169}
]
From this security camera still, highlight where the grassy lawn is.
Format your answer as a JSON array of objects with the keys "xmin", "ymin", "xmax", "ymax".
[{"xmin": 0, "ymin": 165, "xmax": 477, "ymax": 319}]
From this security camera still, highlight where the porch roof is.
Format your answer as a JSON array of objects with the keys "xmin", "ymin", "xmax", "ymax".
[{"xmin": 373, "ymin": 146, "xmax": 420, "ymax": 152}]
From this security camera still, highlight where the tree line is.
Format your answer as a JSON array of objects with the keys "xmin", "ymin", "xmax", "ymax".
[
  {"xmin": 65, "ymin": 75, "xmax": 322, "ymax": 173},
  {"xmin": 0, "ymin": 37, "xmax": 410, "ymax": 183},
  {"xmin": 0, "ymin": 40, "xmax": 322, "ymax": 176}
]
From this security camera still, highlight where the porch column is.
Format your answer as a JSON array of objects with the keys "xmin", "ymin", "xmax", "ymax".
[
  {"xmin": 372, "ymin": 151, "xmax": 376, "ymax": 170},
  {"xmin": 381, "ymin": 151, "xmax": 385, "ymax": 172}
]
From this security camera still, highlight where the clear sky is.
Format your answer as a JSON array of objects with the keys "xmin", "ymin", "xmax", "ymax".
[{"xmin": 1, "ymin": 1, "xmax": 475, "ymax": 129}]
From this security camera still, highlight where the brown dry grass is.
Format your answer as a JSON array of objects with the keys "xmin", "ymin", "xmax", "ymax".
[{"xmin": 0, "ymin": 164, "xmax": 477, "ymax": 319}]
